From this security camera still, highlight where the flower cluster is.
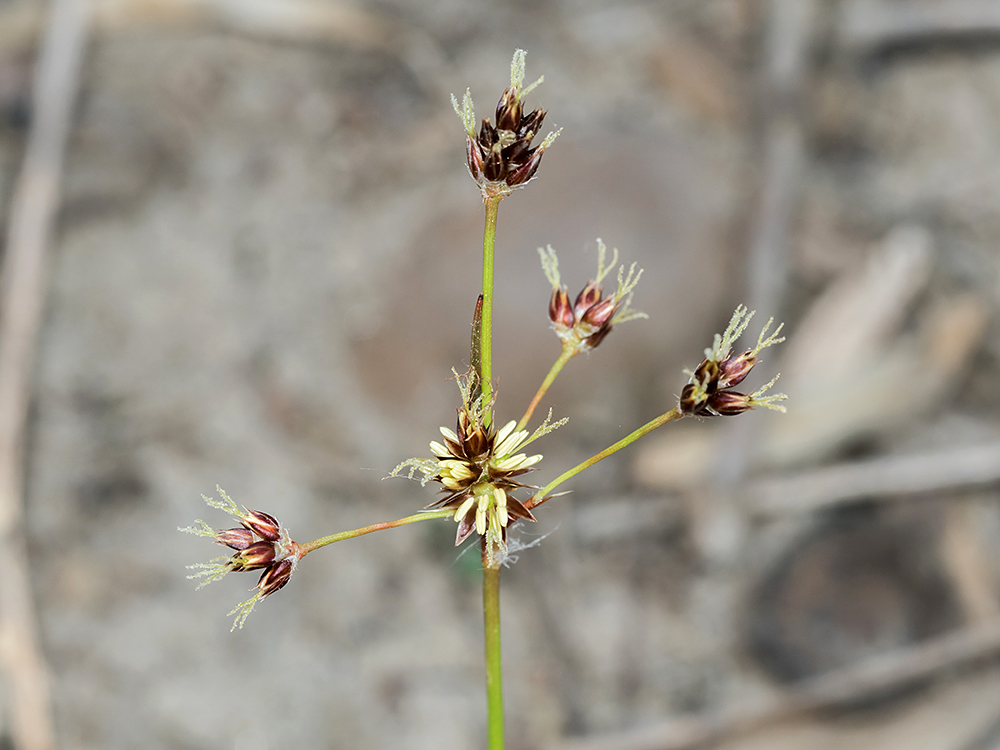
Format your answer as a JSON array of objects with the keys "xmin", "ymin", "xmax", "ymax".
[
  {"xmin": 540, "ymin": 240, "xmax": 647, "ymax": 353},
  {"xmin": 181, "ymin": 487, "xmax": 302, "ymax": 630},
  {"xmin": 452, "ymin": 49, "xmax": 561, "ymax": 199},
  {"xmin": 679, "ymin": 305, "xmax": 787, "ymax": 417},
  {"xmin": 392, "ymin": 371, "xmax": 565, "ymax": 564},
  {"xmin": 183, "ymin": 50, "xmax": 792, "ymax": 647}
]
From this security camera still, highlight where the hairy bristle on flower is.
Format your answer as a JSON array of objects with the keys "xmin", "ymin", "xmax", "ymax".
[
  {"xmin": 539, "ymin": 245, "xmax": 561, "ymax": 290},
  {"xmin": 708, "ymin": 305, "xmax": 754, "ymax": 363},
  {"xmin": 228, "ymin": 592, "xmax": 262, "ymax": 631}
]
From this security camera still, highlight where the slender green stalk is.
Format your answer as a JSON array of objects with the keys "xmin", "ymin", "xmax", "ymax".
[
  {"xmin": 516, "ymin": 346, "xmax": 575, "ymax": 431},
  {"xmin": 527, "ymin": 407, "xmax": 683, "ymax": 509},
  {"xmin": 479, "ymin": 193, "xmax": 505, "ymax": 748},
  {"xmin": 298, "ymin": 509, "xmax": 453, "ymax": 554},
  {"xmin": 482, "ymin": 555, "xmax": 504, "ymax": 750},
  {"xmin": 480, "ymin": 195, "xmax": 501, "ymax": 418}
]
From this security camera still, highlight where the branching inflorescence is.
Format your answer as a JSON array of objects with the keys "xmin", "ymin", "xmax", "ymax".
[{"xmin": 182, "ymin": 48, "xmax": 788, "ymax": 749}]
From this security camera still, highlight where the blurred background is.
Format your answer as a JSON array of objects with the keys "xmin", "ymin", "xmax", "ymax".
[{"xmin": 1, "ymin": 0, "xmax": 1000, "ymax": 748}]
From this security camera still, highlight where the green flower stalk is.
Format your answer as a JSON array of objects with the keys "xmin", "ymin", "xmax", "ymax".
[{"xmin": 518, "ymin": 240, "xmax": 647, "ymax": 429}]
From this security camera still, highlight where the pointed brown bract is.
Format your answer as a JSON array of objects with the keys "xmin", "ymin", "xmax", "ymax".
[
  {"xmin": 257, "ymin": 559, "xmax": 294, "ymax": 598},
  {"xmin": 705, "ymin": 391, "xmax": 754, "ymax": 416},
  {"xmin": 241, "ymin": 509, "xmax": 281, "ymax": 541},
  {"xmin": 549, "ymin": 287, "xmax": 574, "ymax": 329},
  {"xmin": 578, "ymin": 295, "xmax": 617, "ymax": 332},
  {"xmin": 717, "ymin": 350, "xmax": 757, "ymax": 389},
  {"xmin": 573, "ymin": 282, "xmax": 602, "ymax": 319},
  {"xmin": 505, "ymin": 497, "xmax": 536, "ymax": 523},
  {"xmin": 215, "ymin": 527, "xmax": 256, "ymax": 550},
  {"xmin": 230, "ymin": 541, "xmax": 278, "ymax": 571}
]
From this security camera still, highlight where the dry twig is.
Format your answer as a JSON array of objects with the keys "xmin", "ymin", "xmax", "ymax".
[
  {"xmin": 838, "ymin": 0, "xmax": 1000, "ymax": 55},
  {"xmin": 748, "ymin": 441, "xmax": 1000, "ymax": 517},
  {"xmin": 0, "ymin": 0, "xmax": 92, "ymax": 748},
  {"xmin": 746, "ymin": 0, "xmax": 821, "ymax": 315},
  {"xmin": 0, "ymin": 0, "xmax": 448, "ymax": 96},
  {"xmin": 552, "ymin": 619, "xmax": 1000, "ymax": 750}
]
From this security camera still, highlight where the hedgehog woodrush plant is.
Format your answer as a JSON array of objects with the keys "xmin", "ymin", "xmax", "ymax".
[{"xmin": 181, "ymin": 49, "xmax": 786, "ymax": 750}]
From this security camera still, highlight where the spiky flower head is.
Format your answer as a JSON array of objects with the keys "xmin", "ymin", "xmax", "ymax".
[
  {"xmin": 452, "ymin": 49, "xmax": 561, "ymax": 200},
  {"xmin": 539, "ymin": 240, "xmax": 647, "ymax": 354},
  {"xmin": 679, "ymin": 305, "xmax": 787, "ymax": 417},
  {"xmin": 392, "ymin": 370, "xmax": 566, "ymax": 566},
  {"xmin": 180, "ymin": 487, "xmax": 302, "ymax": 630}
]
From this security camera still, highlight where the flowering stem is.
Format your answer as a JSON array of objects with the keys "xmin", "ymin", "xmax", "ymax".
[
  {"xmin": 482, "ymin": 553, "xmax": 504, "ymax": 750},
  {"xmin": 516, "ymin": 345, "xmax": 575, "ymax": 431},
  {"xmin": 480, "ymin": 192, "xmax": 505, "ymax": 748},
  {"xmin": 527, "ymin": 407, "xmax": 683, "ymax": 509},
  {"xmin": 480, "ymin": 195, "xmax": 501, "ymax": 422},
  {"xmin": 298, "ymin": 509, "xmax": 454, "ymax": 554}
]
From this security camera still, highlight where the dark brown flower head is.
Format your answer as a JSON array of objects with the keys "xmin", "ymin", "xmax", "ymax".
[
  {"xmin": 452, "ymin": 49, "xmax": 561, "ymax": 200},
  {"xmin": 678, "ymin": 306, "xmax": 787, "ymax": 418},
  {"xmin": 392, "ymin": 371, "xmax": 566, "ymax": 566},
  {"xmin": 181, "ymin": 487, "xmax": 303, "ymax": 630},
  {"xmin": 539, "ymin": 240, "xmax": 647, "ymax": 354}
]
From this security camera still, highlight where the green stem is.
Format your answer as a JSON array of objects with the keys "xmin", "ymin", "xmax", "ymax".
[
  {"xmin": 482, "ymin": 554, "xmax": 504, "ymax": 750},
  {"xmin": 516, "ymin": 346, "xmax": 575, "ymax": 431},
  {"xmin": 527, "ymin": 407, "xmax": 683, "ymax": 509},
  {"xmin": 480, "ymin": 193, "xmax": 504, "ymax": 749},
  {"xmin": 298, "ymin": 509, "xmax": 454, "ymax": 554},
  {"xmin": 480, "ymin": 195, "xmax": 501, "ymax": 422}
]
